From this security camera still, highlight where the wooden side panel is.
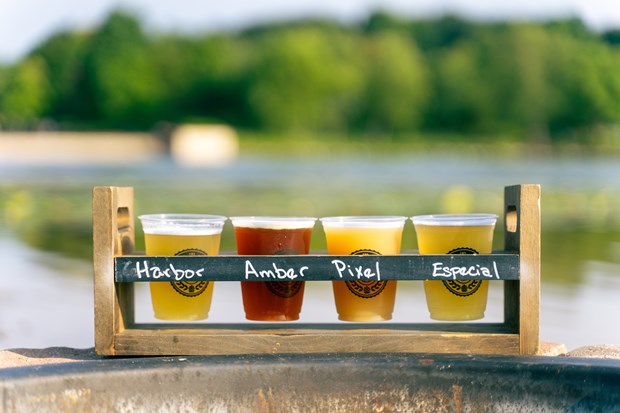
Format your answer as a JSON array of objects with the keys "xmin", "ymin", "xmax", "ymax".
[
  {"xmin": 503, "ymin": 187, "xmax": 521, "ymax": 331},
  {"xmin": 504, "ymin": 184, "xmax": 541, "ymax": 355},
  {"xmin": 93, "ymin": 186, "xmax": 135, "ymax": 355}
]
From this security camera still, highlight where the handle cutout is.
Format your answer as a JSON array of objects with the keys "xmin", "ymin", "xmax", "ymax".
[
  {"xmin": 117, "ymin": 207, "xmax": 130, "ymax": 231},
  {"xmin": 505, "ymin": 206, "xmax": 518, "ymax": 233},
  {"xmin": 116, "ymin": 207, "xmax": 134, "ymax": 255}
]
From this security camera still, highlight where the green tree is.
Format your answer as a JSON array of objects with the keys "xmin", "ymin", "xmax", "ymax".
[
  {"xmin": 30, "ymin": 31, "xmax": 89, "ymax": 123},
  {"xmin": 364, "ymin": 10, "xmax": 408, "ymax": 33},
  {"xmin": 504, "ymin": 24, "xmax": 554, "ymax": 140},
  {"xmin": 602, "ymin": 29, "xmax": 620, "ymax": 45},
  {"xmin": 547, "ymin": 34, "xmax": 620, "ymax": 136},
  {"xmin": 83, "ymin": 11, "xmax": 165, "ymax": 128},
  {"xmin": 409, "ymin": 15, "xmax": 476, "ymax": 51},
  {"xmin": 427, "ymin": 24, "xmax": 559, "ymax": 138},
  {"xmin": 0, "ymin": 57, "xmax": 50, "ymax": 127},
  {"xmin": 159, "ymin": 35, "xmax": 256, "ymax": 126},
  {"xmin": 248, "ymin": 27, "xmax": 364, "ymax": 132},
  {"xmin": 358, "ymin": 32, "xmax": 430, "ymax": 134},
  {"xmin": 426, "ymin": 39, "xmax": 482, "ymax": 132}
]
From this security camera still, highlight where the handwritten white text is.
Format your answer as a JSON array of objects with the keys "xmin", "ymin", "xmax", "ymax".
[
  {"xmin": 135, "ymin": 260, "xmax": 205, "ymax": 281},
  {"xmin": 331, "ymin": 259, "xmax": 381, "ymax": 281},
  {"xmin": 244, "ymin": 260, "xmax": 308, "ymax": 280},
  {"xmin": 431, "ymin": 261, "xmax": 500, "ymax": 280}
]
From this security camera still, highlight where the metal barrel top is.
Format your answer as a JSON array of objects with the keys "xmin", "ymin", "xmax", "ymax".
[{"xmin": 1, "ymin": 353, "xmax": 619, "ymax": 412}]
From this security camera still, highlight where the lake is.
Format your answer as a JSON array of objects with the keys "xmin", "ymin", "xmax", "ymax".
[{"xmin": 1, "ymin": 150, "xmax": 619, "ymax": 351}]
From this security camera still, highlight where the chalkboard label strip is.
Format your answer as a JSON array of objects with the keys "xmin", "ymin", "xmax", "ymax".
[{"xmin": 114, "ymin": 254, "xmax": 519, "ymax": 283}]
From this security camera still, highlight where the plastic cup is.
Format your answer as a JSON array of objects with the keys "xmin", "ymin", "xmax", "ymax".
[
  {"xmin": 411, "ymin": 214, "xmax": 498, "ymax": 321},
  {"xmin": 320, "ymin": 216, "xmax": 406, "ymax": 322},
  {"xmin": 231, "ymin": 216, "xmax": 317, "ymax": 321},
  {"xmin": 139, "ymin": 214, "xmax": 226, "ymax": 321}
]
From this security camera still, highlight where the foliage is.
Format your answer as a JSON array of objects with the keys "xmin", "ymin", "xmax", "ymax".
[
  {"xmin": 0, "ymin": 57, "xmax": 50, "ymax": 127},
  {"xmin": 82, "ymin": 11, "xmax": 167, "ymax": 128},
  {"xmin": 29, "ymin": 30, "xmax": 89, "ymax": 123},
  {"xmin": 358, "ymin": 32, "xmax": 429, "ymax": 133},
  {"xmin": 248, "ymin": 27, "xmax": 364, "ymax": 132},
  {"xmin": 1, "ymin": 10, "xmax": 620, "ymax": 141}
]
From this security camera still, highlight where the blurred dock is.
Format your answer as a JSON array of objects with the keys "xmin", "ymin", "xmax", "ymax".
[{"xmin": 0, "ymin": 124, "xmax": 238, "ymax": 166}]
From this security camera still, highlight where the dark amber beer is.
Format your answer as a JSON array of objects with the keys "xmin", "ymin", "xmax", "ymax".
[{"xmin": 231, "ymin": 217, "xmax": 316, "ymax": 321}]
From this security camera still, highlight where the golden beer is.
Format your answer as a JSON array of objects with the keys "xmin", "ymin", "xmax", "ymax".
[
  {"xmin": 412, "ymin": 214, "xmax": 497, "ymax": 321},
  {"xmin": 139, "ymin": 214, "xmax": 226, "ymax": 321},
  {"xmin": 321, "ymin": 216, "xmax": 406, "ymax": 322}
]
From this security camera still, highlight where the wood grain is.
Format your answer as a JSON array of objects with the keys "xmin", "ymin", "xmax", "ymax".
[
  {"xmin": 114, "ymin": 327, "xmax": 520, "ymax": 356},
  {"xmin": 93, "ymin": 186, "xmax": 135, "ymax": 355},
  {"xmin": 504, "ymin": 184, "xmax": 541, "ymax": 355}
]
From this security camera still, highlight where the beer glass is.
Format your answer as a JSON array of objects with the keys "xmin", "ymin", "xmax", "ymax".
[
  {"xmin": 139, "ymin": 214, "xmax": 226, "ymax": 321},
  {"xmin": 412, "ymin": 214, "xmax": 497, "ymax": 321},
  {"xmin": 231, "ymin": 216, "xmax": 316, "ymax": 321},
  {"xmin": 320, "ymin": 216, "xmax": 406, "ymax": 322}
]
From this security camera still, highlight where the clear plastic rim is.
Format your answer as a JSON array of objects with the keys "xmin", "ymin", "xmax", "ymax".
[
  {"xmin": 411, "ymin": 214, "xmax": 498, "ymax": 226},
  {"xmin": 139, "ymin": 214, "xmax": 227, "ymax": 235},
  {"xmin": 320, "ymin": 216, "xmax": 407, "ymax": 229},
  {"xmin": 230, "ymin": 216, "xmax": 317, "ymax": 229}
]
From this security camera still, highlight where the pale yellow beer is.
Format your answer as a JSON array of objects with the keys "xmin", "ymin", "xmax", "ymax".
[
  {"xmin": 321, "ymin": 216, "xmax": 406, "ymax": 322},
  {"xmin": 412, "ymin": 214, "xmax": 497, "ymax": 321},
  {"xmin": 139, "ymin": 214, "xmax": 226, "ymax": 321}
]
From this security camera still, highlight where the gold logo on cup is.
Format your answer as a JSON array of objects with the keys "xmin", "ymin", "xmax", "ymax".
[
  {"xmin": 345, "ymin": 249, "xmax": 387, "ymax": 298},
  {"xmin": 171, "ymin": 248, "xmax": 209, "ymax": 297},
  {"xmin": 266, "ymin": 249, "xmax": 302, "ymax": 298},
  {"xmin": 266, "ymin": 281, "xmax": 303, "ymax": 298},
  {"xmin": 443, "ymin": 247, "xmax": 482, "ymax": 297}
]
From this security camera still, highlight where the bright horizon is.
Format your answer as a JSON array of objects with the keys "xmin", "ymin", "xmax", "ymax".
[{"xmin": 1, "ymin": 0, "xmax": 620, "ymax": 63}]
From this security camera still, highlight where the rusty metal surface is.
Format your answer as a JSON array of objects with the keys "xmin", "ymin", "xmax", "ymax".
[{"xmin": 1, "ymin": 353, "xmax": 619, "ymax": 412}]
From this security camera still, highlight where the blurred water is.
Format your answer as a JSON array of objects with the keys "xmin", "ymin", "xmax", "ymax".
[
  {"xmin": 2, "ymin": 153, "xmax": 620, "ymax": 190},
  {"xmin": 0, "ymin": 234, "xmax": 93, "ymax": 349},
  {"xmin": 1, "ymin": 153, "xmax": 620, "ymax": 351}
]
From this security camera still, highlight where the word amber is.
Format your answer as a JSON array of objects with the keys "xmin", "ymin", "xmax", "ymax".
[{"xmin": 245, "ymin": 260, "xmax": 308, "ymax": 280}]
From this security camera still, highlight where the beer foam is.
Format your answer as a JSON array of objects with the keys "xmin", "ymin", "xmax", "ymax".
[
  {"xmin": 142, "ymin": 227, "xmax": 223, "ymax": 236},
  {"xmin": 230, "ymin": 216, "xmax": 317, "ymax": 230},
  {"xmin": 320, "ymin": 216, "xmax": 407, "ymax": 229},
  {"xmin": 411, "ymin": 214, "xmax": 498, "ymax": 226},
  {"xmin": 139, "ymin": 214, "xmax": 226, "ymax": 235}
]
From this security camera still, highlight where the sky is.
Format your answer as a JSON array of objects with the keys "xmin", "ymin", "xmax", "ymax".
[{"xmin": 1, "ymin": 0, "xmax": 620, "ymax": 63}]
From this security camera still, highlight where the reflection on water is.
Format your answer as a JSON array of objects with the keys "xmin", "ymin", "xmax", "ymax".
[
  {"xmin": 1, "ymin": 154, "xmax": 620, "ymax": 350},
  {"xmin": 542, "ymin": 261, "xmax": 620, "ymax": 348},
  {"xmin": 2, "ymin": 153, "xmax": 620, "ymax": 190},
  {"xmin": 0, "ymin": 235, "xmax": 93, "ymax": 349}
]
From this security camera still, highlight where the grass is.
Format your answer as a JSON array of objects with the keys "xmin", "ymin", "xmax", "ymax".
[{"xmin": 236, "ymin": 131, "xmax": 620, "ymax": 158}]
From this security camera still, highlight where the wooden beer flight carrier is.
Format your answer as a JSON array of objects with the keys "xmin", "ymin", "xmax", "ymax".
[{"xmin": 93, "ymin": 184, "xmax": 540, "ymax": 356}]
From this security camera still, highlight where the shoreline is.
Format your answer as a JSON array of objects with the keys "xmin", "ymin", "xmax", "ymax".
[{"xmin": 1, "ymin": 131, "xmax": 619, "ymax": 165}]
